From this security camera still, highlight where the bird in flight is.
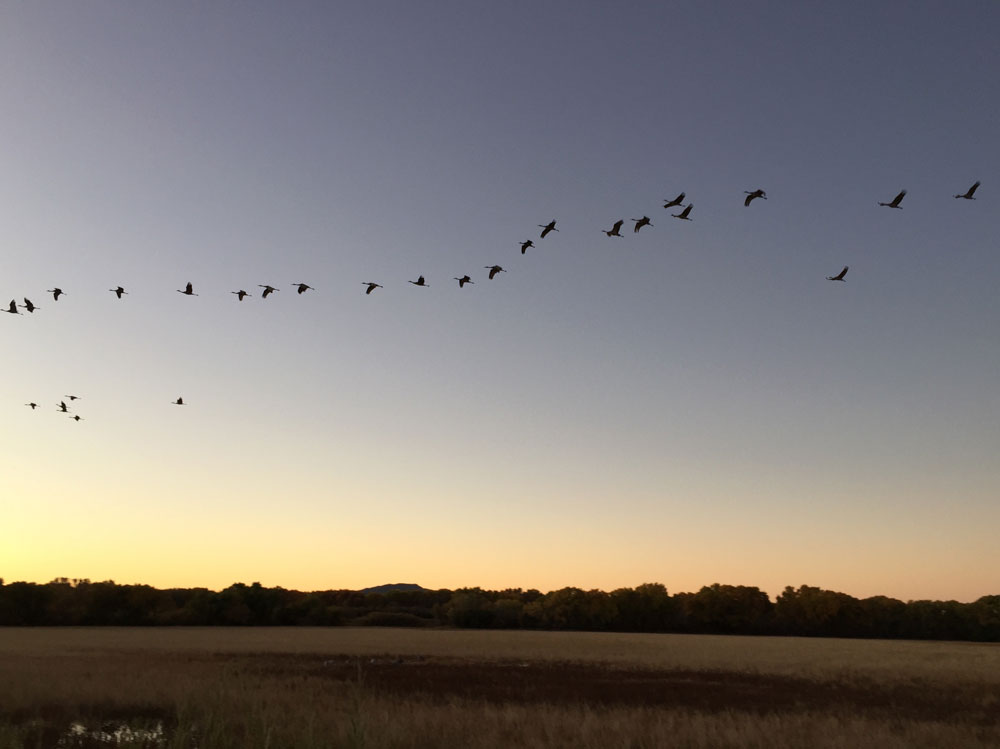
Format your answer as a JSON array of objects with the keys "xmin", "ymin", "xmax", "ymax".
[
  {"xmin": 48, "ymin": 288, "xmax": 64, "ymax": 301},
  {"xmin": 632, "ymin": 216, "xmax": 653, "ymax": 233},
  {"xmin": 292, "ymin": 283, "xmax": 314, "ymax": 294},
  {"xmin": 485, "ymin": 265, "xmax": 506, "ymax": 280},
  {"xmin": 25, "ymin": 402, "xmax": 38, "ymax": 410},
  {"xmin": 826, "ymin": 266, "xmax": 849, "ymax": 282},
  {"xmin": 954, "ymin": 181, "xmax": 980, "ymax": 200},
  {"xmin": 177, "ymin": 282, "xmax": 198, "ymax": 296},
  {"xmin": 110, "ymin": 286, "xmax": 128, "ymax": 299},
  {"xmin": 878, "ymin": 190, "xmax": 906, "ymax": 209},
  {"xmin": 57, "ymin": 401, "xmax": 69, "ymax": 413},
  {"xmin": 259, "ymin": 285, "xmax": 278, "ymax": 298},
  {"xmin": 744, "ymin": 189, "xmax": 767, "ymax": 206},
  {"xmin": 538, "ymin": 220, "xmax": 558, "ymax": 238},
  {"xmin": 409, "ymin": 276, "xmax": 429, "ymax": 287},
  {"xmin": 672, "ymin": 204, "xmax": 693, "ymax": 221},
  {"xmin": 454, "ymin": 275, "xmax": 474, "ymax": 288},
  {"xmin": 65, "ymin": 395, "xmax": 81, "ymax": 401},
  {"xmin": 3, "ymin": 300, "xmax": 21, "ymax": 314},
  {"xmin": 602, "ymin": 220, "xmax": 624, "ymax": 237},
  {"xmin": 231, "ymin": 290, "xmax": 251, "ymax": 301},
  {"xmin": 663, "ymin": 193, "xmax": 686, "ymax": 209},
  {"xmin": 172, "ymin": 397, "xmax": 185, "ymax": 406},
  {"xmin": 19, "ymin": 298, "xmax": 39, "ymax": 313},
  {"xmin": 69, "ymin": 414, "xmax": 83, "ymax": 422},
  {"xmin": 362, "ymin": 282, "xmax": 383, "ymax": 295},
  {"xmin": 520, "ymin": 240, "xmax": 535, "ymax": 255}
]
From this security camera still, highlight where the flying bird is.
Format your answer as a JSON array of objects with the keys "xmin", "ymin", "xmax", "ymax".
[
  {"xmin": 826, "ymin": 266, "xmax": 849, "ymax": 282},
  {"xmin": 110, "ymin": 286, "xmax": 128, "ymax": 298},
  {"xmin": 454, "ymin": 275, "xmax": 474, "ymax": 288},
  {"xmin": 177, "ymin": 282, "xmax": 198, "ymax": 296},
  {"xmin": 954, "ymin": 181, "xmax": 980, "ymax": 200},
  {"xmin": 57, "ymin": 401, "xmax": 69, "ymax": 413},
  {"xmin": 409, "ymin": 276, "xmax": 429, "ymax": 287},
  {"xmin": 25, "ymin": 403, "xmax": 38, "ymax": 410},
  {"xmin": 259, "ymin": 285, "xmax": 278, "ymax": 298},
  {"xmin": 69, "ymin": 415, "xmax": 83, "ymax": 422},
  {"xmin": 672, "ymin": 204, "xmax": 693, "ymax": 221},
  {"xmin": 519, "ymin": 240, "xmax": 534, "ymax": 254},
  {"xmin": 172, "ymin": 397, "xmax": 185, "ymax": 405},
  {"xmin": 538, "ymin": 220, "xmax": 558, "ymax": 238},
  {"xmin": 48, "ymin": 288, "xmax": 64, "ymax": 301},
  {"xmin": 744, "ymin": 189, "xmax": 767, "ymax": 206},
  {"xmin": 485, "ymin": 265, "xmax": 506, "ymax": 280},
  {"xmin": 231, "ymin": 290, "xmax": 251, "ymax": 301},
  {"xmin": 65, "ymin": 395, "xmax": 81, "ymax": 401},
  {"xmin": 878, "ymin": 190, "xmax": 906, "ymax": 209},
  {"xmin": 632, "ymin": 216, "xmax": 653, "ymax": 233},
  {"xmin": 362, "ymin": 282, "xmax": 383, "ymax": 295},
  {"xmin": 19, "ymin": 298, "xmax": 39, "ymax": 313},
  {"xmin": 663, "ymin": 193, "xmax": 686, "ymax": 209},
  {"xmin": 292, "ymin": 283, "xmax": 314, "ymax": 294},
  {"xmin": 602, "ymin": 220, "xmax": 624, "ymax": 237},
  {"xmin": 3, "ymin": 300, "xmax": 21, "ymax": 314}
]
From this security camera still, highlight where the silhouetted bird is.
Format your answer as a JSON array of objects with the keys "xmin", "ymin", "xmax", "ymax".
[
  {"xmin": 827, "ymin": 266, "xmax": 849, "ymax": 282},
  {"xmin": 69, "ymin": 414, "xmax": 83, "ymax": 422},
  {"xmin": 362, "ymin": 282, "xmax": 383, "ymax": 295},
  {"xmin": 663, "ymin": 193, "xmax": 686, "ymax": 209},
  {"xmin": 19, "ymin": 298, "xmax": 39, "ymax": 313},
  {"xmin": 485, "ymin": 265, "xmax": 506, "ymax": 280},
  {"xmin": 172, "ymin": 397, "xmax": 185, "ymax": 405},
  {"xmin": 538, "ymin": 220, "xmax": 558, "ymax": 238},
  {"xmin": 25, "ymin": 402, "xmax": 38, "ymax": 410},
  {"xmin": 48, "ymin": 288, "xmax": 64, "ymax": 301},
  {"xmin": 454, "ymin": 275, "xmax": 474, "ymax": 288},
  {"xmin": 231, "ymin": 290, "xmax": 251, "ymax": 301},
  {"xmin": 259, "ymin": 285, "xmax": 278, "ymax": 298},
  {"xmin": 292, "ymin": 283, "xmax": 314, "ymax": 294},
  {"xmin": 57, "ymin": 401, "xmax": 69, "ymax": 413},
  {"xmin": 3, "ymin": 300, "xmax": 21, "ymax": 314},
  {"xmin": 110, "ymin": 286, "xmax": 128, "ymax": 298},
  {"xmin": 744, "ymin": 189, "xmax": 767, "ymax": 206},
  {"xmin": 954, "ymin": 181, "xmax": 980, "ymax": 200},
  {"xmin": 520, "ymin": 240, "xmax": 534, "ymax": 254},
  {"xmin": 632, "ymin": 216, "xmax": 652, "ymax": 233},
  {"xmin": 603, "ymin": 220, "xmax": 624, "ymax": 237},
  {"xmin": 65, "ymin": 395, "xmax": 81, "ymax": 401},
  {"xmin": 878, "ymin": 190, "xmax": 906, "ymax": 209},
  {"xmin": 672, "ymin": 204, "xmax": 693, "ymax": 221},
  {"xmin": 177, "ymin": 282, "xmax": 198, "ymax": 296},
  {"xmin": 409, "ymin": 276, "xmax": 429, "ymax": 287}
]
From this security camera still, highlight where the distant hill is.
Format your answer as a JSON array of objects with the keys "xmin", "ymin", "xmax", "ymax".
[{"xmin": 360, "ymin": 583, "xmax": 426, "ymax": 594}]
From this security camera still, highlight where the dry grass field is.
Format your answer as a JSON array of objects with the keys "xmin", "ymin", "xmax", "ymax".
[{"xmin": 2, "ymin": 627, "xmax": 998, "ymax": 748}]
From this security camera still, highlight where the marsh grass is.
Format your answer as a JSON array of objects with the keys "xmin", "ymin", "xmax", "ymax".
[{"xmin": 1, "ymin": 628, "xmax": 998, "ymax": 748}]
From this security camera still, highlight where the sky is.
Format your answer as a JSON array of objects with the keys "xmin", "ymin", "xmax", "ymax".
[{"xmin": 2, "ymin": 1, "xmax": 998, "ymax": 603}]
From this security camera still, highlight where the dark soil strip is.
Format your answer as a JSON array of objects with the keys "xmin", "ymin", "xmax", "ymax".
[{"xmin": 259, "ymin": 654, "xmax": 1000, "ymax": 726}]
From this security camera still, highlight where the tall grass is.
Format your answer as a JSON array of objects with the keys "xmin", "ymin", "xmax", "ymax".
[{"xmin": 1, "ymin": 628, "xmax": 998, "ymax": 748}]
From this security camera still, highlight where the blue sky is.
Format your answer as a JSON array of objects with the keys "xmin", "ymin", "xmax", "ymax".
[{"xmin": 2, "ymin": 1, "xmax": 998, "ymax": 601}]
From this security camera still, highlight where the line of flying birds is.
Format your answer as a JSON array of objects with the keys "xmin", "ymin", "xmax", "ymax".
[
  {"xmin": 10, "ymin": 182, "xmax": 985, "ymax": 416},
  {"xmin": 3, "ymin": 183, "xmax": 983, "ymax": 316}
]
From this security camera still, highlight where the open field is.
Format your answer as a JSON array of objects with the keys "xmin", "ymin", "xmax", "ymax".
[{"xmin": 2, "ymin": 627, "xmax": 999, "ymax": 748}]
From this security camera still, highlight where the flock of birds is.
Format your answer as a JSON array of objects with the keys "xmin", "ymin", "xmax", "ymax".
[{"xmin": 11, "ymin": 181, "xmax": 983, "ymax": 420}]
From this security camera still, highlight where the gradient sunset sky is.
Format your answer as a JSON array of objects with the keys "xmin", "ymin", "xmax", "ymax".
[{"xmin": 2, "ymin": 2, "xmax": 998, "ymax": 602}]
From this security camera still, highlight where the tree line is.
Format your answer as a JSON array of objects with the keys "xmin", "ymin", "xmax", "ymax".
[{"xmin": 0, "ymin": 578, "xmax": 997, "ymax": 641}]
